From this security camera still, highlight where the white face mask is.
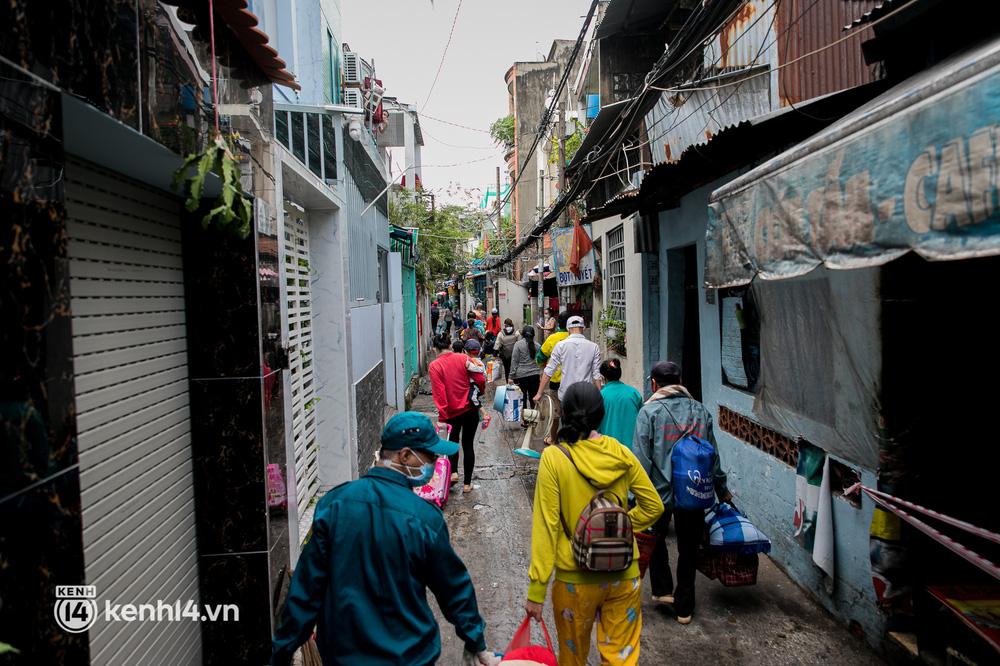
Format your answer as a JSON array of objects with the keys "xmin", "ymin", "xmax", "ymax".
[{"xmin": 504, "ymin": 326, "xmax": 514, "ymax": 334}]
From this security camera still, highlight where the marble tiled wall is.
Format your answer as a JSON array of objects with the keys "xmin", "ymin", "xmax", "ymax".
[
  {"xmin": 0, "ymin": 63, "xmax": 89, "ymax": 664},
  {"xmin": 181, "ymin": 220, "xmax": 289, "ymax": 665},
  {"xmin": 355, "ymin": 363, "xmax": 385, "ymax": 477}
]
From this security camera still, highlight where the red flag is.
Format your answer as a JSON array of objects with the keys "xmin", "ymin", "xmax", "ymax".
[{"xmin": 569, "ymin": 220, "xmax": 593, "ymax": 275}]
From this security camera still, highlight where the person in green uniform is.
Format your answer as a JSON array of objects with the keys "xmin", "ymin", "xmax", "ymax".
[
  {"xmin": 597, "ymin": 359, "xmax": 643, "ymax": 449},
  {"xmin": 271, "ymin": 412, "xmax": 500, "ymax": 666}
]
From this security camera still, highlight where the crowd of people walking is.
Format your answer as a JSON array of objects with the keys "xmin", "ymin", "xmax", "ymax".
[{"xmin": 273, "ymin": 302, "xmax": 731, "ymax": 666}]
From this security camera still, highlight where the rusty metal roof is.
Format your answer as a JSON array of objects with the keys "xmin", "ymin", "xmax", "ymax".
[
  {"xmin": 637, "ymin": 79, "xmax": 886, "ymax": 213},
  {"xmin": 776, "ymin": 0, "xmax": 878, "ymax": 105},
  {"xmin": 844, "ymin": 0, "xmax": 898, "ymax": 30}
]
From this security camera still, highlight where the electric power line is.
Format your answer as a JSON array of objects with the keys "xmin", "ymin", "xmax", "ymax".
[{"xmin": 421, "ymin": 0, "xmax": 465, "ymax": 113}]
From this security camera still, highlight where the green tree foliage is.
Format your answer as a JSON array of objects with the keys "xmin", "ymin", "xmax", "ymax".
[
  {"xmin": 473, "ymin": 215, "xmax": 515, "ymax": 259},
  {"xmin": 489, "ymin": 115, "xmax": 515, "ymax": 151},
  {"xmin": 389, "ymin": 189, "xmax": 479, "ymax": 288},
  {"xmin": 549, "ymin": 119, "xmax": 585, "ymax": 166}
]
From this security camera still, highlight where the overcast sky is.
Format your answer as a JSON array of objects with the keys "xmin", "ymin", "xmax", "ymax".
[{"xmin": 343, "ymin": 0, "xmax": 590, "ymax": 207}]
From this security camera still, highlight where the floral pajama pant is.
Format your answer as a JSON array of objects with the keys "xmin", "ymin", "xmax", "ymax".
[{"xmin": 551, "ymin": 578, "xmax": 642, "ymax": 666}]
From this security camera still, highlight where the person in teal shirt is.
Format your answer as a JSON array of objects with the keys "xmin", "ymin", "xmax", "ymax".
[
  {"xmin": 597, "ymin": 359, "xmax": 643, "ymax": 449},
  {"xmin": 271, "ymin": 412, "xmax": 500, "ymax": 666}
]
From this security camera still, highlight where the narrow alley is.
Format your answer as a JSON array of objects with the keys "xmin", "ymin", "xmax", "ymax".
[
  {"xmin": 5, "ymin": 0, "xmax": 1000, "ymax": 664},
  {"xmin": 410, "ymin": 385, "xmax": 883, "ymax": 665}
]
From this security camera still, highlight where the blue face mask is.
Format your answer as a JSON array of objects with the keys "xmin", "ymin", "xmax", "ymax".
[{"xmin": 386, "ymin": 457, "xmax": 436, "ymax": 487}]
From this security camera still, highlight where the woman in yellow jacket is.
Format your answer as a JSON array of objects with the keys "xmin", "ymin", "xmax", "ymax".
[{"xmin": 525, "ymin": 383, "xmax": 664, "ymax": 666}]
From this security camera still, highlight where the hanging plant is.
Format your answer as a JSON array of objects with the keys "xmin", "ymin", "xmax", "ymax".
[
  {"xmin": 172, "ymin": 134, "xmax": 253, "ymax": 238},
  {"xmin": 171, "ymin": 0, "xmax": 253, "ymax": 239}
]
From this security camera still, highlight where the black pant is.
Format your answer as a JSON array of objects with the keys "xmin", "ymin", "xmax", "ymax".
[
  {"xmin": 501, "ymin": 355, "xmax": 512, "ymax": 381},
  {"xmin": 649, "ymin": 508, "xmax": 705, "ymax": 617},
  {"xmin": 431, "ymin": 313, "xmax": 439, "ymax": 333},
  {"xmin": 514, "ymin": 375, "xmax": 540, "ymax": 409},
  {"xmin": 445, "ymin": 408, "xmax": 479, "ymax": 485}
]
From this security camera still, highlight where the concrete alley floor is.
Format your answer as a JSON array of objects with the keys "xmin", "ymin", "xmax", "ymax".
[{"xmin": 411, "ymin": 386, "xmax": 885, "ymax": 665}]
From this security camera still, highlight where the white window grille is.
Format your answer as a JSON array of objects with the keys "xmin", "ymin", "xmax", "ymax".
[{"xmin": 607, "ymin": 224, "xmax": 626, "ymax": 321}]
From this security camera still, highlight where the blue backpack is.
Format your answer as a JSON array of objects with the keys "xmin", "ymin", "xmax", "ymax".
[
  {"xmin": 671, "ymin": 434, "xmax": 717, "ymax": 510},
  {"xmin": 658, "ymin": 403, "xmax": 716, "ymax": 510}
]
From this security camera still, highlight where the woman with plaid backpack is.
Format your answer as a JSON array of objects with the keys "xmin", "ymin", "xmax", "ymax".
[{"xmin": 524, "ymin": 383, "xmax": 663, "ymax": 666}]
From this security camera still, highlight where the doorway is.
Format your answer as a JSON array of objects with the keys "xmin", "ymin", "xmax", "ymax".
[{"xmin": 666, "ymin": 244, "xmax": 702, "ymax": 401}]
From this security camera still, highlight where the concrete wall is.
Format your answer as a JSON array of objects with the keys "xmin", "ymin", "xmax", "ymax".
[
  {"xmin": 512, "ymin": 63, "xmax": 557, "ymax": 239},
  {"xmin": 351, "ymin": 304, "xmax": 382, "ymax": 380},
  {"xmin": 656, "ymin": 177, "xmax": 885, "ymax": 648},
  {"xmin": 383, "ymin": 252, "xmax": 404, "ymax": 410},
  {"xmin": 309, "ymin": 208, "xmax": 356, "ymax": 493},
  {"xmin": 511, "ymin": 41, "xmax": 576, "ymax": 240},
  {"xmin": 261, "ymin": 0, "xmax": 342, "ymax": 106},
  {"xmin": 497, "ymin": 278, "xmax": 531, "ymax": 329}
]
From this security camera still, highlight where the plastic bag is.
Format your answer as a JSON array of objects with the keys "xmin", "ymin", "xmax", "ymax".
[
  {"xmin": 635, "ymin": 531, "xmax": 657, "ymax": 579},
  {"xmin": 705, "ymin": 502, "xmax": 772, "ymax": 555},
  {"xmin": 501, "ymin": 616, "xmax": 556, "ymax": 665}
]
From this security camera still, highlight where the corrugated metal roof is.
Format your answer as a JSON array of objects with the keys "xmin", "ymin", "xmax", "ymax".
[
  {"xmin": 644, "ymin": 67, "xmax": 772, "ymax": 166},
  {"xmin": 701, "ymin": 0, "xmax": 778, "ymax": 70},
  {"xmin": 844, "ymin": 0, "xmax": 896, "ymax": 30},
  {"xmin": 566, "ymin": 99, "xmax": 630, "ymax": 173},
  {"xmin": 638, "ymin": 79, "xmax": 885, "ymax": 212},
  {"xmin": 776, "ymin": 0, "xmax": 878, "ymax": 105},
  {"xmin": 595, "ymin": 0, "xmax": 677, "ymax": 39}
]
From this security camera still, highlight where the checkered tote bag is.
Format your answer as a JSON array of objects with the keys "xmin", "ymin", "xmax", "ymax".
[{"xmin": 556, "ymin": 445, "xmax": 634, "ymax": 572}]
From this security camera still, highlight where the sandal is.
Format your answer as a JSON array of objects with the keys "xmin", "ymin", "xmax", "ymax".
[{"xmin": 463, "ymin": 484, "xmax": 473, "ymax": 493}]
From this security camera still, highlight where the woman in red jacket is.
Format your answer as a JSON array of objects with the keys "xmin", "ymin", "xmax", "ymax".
[{"xmin": 428, "ymin": 335, "xmax": 484, "ymax": 493}]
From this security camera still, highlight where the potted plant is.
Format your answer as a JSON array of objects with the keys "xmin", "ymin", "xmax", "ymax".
[{"xmin": 599, "ymin": 307, "xmax": 626, "ymax": 344}]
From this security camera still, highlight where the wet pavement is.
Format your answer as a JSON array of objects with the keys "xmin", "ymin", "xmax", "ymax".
[{"xmin": 411, "ymin": 385, "xmax": 885, "ymax": 665}]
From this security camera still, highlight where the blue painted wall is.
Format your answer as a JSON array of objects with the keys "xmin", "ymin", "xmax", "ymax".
[
  {"xmin": 655, "ymin": 176, "xmax": 886, "ymax": 650},
  {"xmin": 255, "ymin": 0, "xmax": 342, "ymax": 106}
]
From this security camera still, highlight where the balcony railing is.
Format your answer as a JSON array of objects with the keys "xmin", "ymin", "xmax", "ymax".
[{"xmin": 274, "ymin": 103, "xmax": 347, "ymax": 183}]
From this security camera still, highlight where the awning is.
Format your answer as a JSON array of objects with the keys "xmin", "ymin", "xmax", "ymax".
[
  {"xmin": 163, "ymin": 0, "xmax": 299, "ymax": 90},
  {"xmin": 595, "ymin": 0, "xmax": 677, "ymax": 39},
  {"xmin": 706, "ymin": 36, "xmax": 1000, "ymax": 288},
  {"xmin": 566, "ymin": 99, "xmax": 629, "ymax": 174}
]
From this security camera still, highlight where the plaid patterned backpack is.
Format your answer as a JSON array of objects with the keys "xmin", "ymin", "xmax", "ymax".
[{"xmin": 555, "ymin": 445, "xmax": 634, "ymax": 572}]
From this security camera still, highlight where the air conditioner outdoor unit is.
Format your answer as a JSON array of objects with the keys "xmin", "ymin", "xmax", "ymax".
[
  {"xmin": 343, "ymin": 52, "xmax": 362, "ymax": 85},
  {"xmin": 343, "ymin": 88, "xmax": 364, "ymax": 109}
]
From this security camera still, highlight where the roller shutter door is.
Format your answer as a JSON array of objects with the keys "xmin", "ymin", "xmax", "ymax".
[{"xmin": 67, "ymin": 160, "xmax": 202, "ymax": 665}]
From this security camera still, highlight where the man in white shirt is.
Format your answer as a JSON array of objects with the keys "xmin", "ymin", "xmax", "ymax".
[{"xmin": 533, "ymin": 315, "xmax": 602, "ymax": 404}]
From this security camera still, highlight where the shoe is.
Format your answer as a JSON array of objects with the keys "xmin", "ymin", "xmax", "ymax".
[
  {"xmin": 463, "ymin": 484, "xmax": 473, "ymax": 493},
  {"xmin": 676, "ymin": 615, "xmax": 692, "ymax": 625},
  {"xmin": 652, "ymin": 595, "xmax": 674, "ymax": 605}
]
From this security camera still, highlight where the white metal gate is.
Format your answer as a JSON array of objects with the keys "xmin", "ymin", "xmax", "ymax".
[
  {"xmin": 66, "ymin": 160, "xmax": 201, "ymax": 665},
  {"xmin": 284, "ymin": 208, "xmax": 320, "ymax": 517}
]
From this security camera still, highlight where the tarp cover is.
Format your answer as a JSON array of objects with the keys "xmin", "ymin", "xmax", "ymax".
[{"xmin": 705, "ymin": 37, "xmax": 1000, "ymax": 288}]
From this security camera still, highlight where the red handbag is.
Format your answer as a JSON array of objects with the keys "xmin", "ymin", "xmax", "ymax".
[{"xmin": 501, "ymin": 616, "xmax": 557, "ymax": 665}]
